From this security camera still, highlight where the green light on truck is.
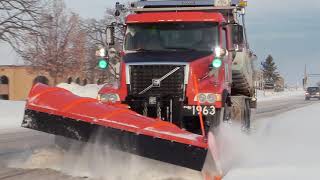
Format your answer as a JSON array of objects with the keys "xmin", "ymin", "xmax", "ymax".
[
  {"xmin": 98, "ymin": 59, "xmax": 108, "ymax": 69},
  {"xmin": 212, "ymin": 58, "xmax": 222, "ymax": 68}
]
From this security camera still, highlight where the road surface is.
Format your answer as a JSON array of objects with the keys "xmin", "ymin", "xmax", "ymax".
[{"xmin": 0, "ymin": 95, "xmax": 317, "ymax": 180}]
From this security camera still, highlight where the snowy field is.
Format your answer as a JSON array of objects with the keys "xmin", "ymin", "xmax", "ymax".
[
  {"xmin": 0, "ymin": 100, "xmax": 25, "ymax": 130},
  {"xmin": 57, "ymin": 83, "xmax": 104, "ymax": 99}
]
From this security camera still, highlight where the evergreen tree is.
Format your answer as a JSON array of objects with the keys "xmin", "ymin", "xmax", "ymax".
[{"xmin": 261, "ymin": 55, "xmax": 280, "ymax": 83}]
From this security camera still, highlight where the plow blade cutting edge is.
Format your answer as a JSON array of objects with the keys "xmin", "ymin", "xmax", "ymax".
[{"xmin": 22, "ymin": 84, "xmax": 221, "ymax": 173}]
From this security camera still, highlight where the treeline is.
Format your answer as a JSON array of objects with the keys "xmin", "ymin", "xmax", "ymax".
[
  {"xmin": 261, "ymin": 55, "xmax": 280, "ymax": 83},
  {"xmin": 0, "ymin": 0, "xmax": 124, "ymax": 84},
  {"xmin": 260, "ymin": 55, "xmax": 283, "ymax": 90}
]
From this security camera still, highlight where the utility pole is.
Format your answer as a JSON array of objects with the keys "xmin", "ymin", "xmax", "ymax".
[
  {"xmin": 303, "ymin": 64, "xmax": 320, "ymax": 88},
  {"xmin": 303, "ymin": 64, "xmax": 308, "ymax": 90}
]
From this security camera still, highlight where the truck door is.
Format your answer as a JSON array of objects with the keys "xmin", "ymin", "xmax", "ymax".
[{"xmin": 221, "ymin": 27, "xmax": 232, "ymax": 89}]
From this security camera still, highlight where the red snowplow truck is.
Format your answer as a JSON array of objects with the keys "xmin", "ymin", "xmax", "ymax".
[{"xmin": 22, "ymin": 0, "xmax": 256, "ymax": 179}]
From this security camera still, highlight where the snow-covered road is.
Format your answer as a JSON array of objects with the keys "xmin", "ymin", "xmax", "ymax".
[
  {"xmin": 0, "ymin": 91, "xmax": 319, "ymax": 180},
  {"xmin": 225, "ymin": 102, "xmax": 320, "ymax": 180}
]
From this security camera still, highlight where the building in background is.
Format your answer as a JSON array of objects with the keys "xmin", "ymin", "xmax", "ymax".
[
  {"xmin": 0, "ymin": 65, "xmax": 90, "ymax": 100},
  {"xmin": 0, "ymin": 66, "xmax": 52, "ymax": 100},
  {"xmin": 275, "ymin": 76, "xmax": 285, "ymax": 92},
  {"xmin": 254, "ymin": 70, "xmax": 285, "ymax": 92},
  {"xmin": 254, "ymin": 70, "xmax": 264, "ymax": 90}
]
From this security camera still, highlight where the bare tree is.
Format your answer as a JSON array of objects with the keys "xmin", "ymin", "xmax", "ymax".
[
  {"xmin": 83, "ymin": 7, "xmax": 126, "ymax": 49},
  {"xmin": 0, "ymin": 0, "xmax": 43, "ymax": 48},
  {"xmin": 19, "ymin": 0, "xmax": 83, "ymax": 84},
  {"xmin": 82, "ymin": 6, "xmax": 126, "ymax": 84}
]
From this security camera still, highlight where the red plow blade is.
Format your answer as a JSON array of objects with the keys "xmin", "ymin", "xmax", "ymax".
[{"xmin": 22, "ymin": 84, "xmax": 210, "ymax": 170}]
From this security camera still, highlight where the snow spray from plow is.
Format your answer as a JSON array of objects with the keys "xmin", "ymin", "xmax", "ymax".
[{"xmin": 21, "ymin": 84, "xmax": 224, "ymax": 178}]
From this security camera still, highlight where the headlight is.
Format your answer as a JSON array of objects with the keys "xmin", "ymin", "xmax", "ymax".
[
  {"xmin": 317, "ymin": 92, "xmax": 320, "ymax": 95},
  {"xmin": 194, "ymin": 93, "xmax": 220, "ymax": 104},
  {"xmin": 98, "ymin": 93, "xmax": 120, "ymax": 103},
  {"xmin": 214, "ymin": 47, "xmax": 227, "ymax": 58},
  {"xmin": 207, "ymin": 94, "xmax": 216, "ymax": 103},
  {"xmin": 96, "ymin": 47, "xmax": 106, "ymax": 57},
  {"xmin": 214, "ymin": 47, "xmax": 222, "ymax": 57},
  {"xmin": 197, "ymin": 93, "xmax": 207, "ymax": 103}
]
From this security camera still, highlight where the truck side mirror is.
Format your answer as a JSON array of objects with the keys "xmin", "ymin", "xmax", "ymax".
[
  {"xmin": 106, "ymin": 26, "xmax": 115, "ymax": 45},
  {"xmin": 232, "ymin": 24, "xmax": 244, "ymax": 51}
]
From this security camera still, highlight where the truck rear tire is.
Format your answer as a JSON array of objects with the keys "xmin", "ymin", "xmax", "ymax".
[{"xmin": 230, "ymin": 96, "xmax": 251, "ymax": 130}]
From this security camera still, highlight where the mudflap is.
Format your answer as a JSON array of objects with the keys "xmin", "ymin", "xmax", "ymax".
[{"xmin": 22, "ymin": 84, "xmax": 213, "ymax": 171}]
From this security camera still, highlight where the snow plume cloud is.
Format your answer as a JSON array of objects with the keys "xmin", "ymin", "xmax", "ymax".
[
  {"xmin": 224, "ymin": 104, "xmax": 320, "ymax": 179},
  {"xmin": 9, "ymin": 134, "xmax": 202, "ymax": 180}
]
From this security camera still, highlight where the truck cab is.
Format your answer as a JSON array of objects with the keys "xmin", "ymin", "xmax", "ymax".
[{"xmin": 98, "ymin": 0, "xmax": 253, "ymax": 134}]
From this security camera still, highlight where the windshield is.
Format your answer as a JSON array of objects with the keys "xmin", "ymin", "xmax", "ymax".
[
  {"xmin": 124, "ymin": 22, "xmax": 219, "ymax": 52},
  {"xmin": 307, "ymin": 87, "xmax": 320, "ymax": 92}
]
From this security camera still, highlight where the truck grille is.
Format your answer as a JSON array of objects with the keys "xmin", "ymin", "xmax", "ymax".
[{"xmin": 129, "ymin": 65, "xmax": 185, "ymax": 98}]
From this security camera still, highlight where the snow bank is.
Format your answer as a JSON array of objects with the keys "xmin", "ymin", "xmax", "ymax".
[
  {"xmin": 224, "ymin": 102, "xmax": 320, "ymax": 180},
  {"xmin": 257, "ymin": 89, "xmax": 304, "ymax": 102},
  {"xmin": 57, "ymin": 83, "xmax": 103, "ymax": 98},
  {"xmin": 0, "ymin": 100, "xmax": 25, "ymax": 130},
  {"xmin": 0, "ymin": 83, "xmax": 102, "ymax": 130}
]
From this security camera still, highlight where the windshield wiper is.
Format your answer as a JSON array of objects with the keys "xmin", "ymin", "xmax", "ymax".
[
  {"xmin": 164, "ymin": 47, "xmax": 199, "ymax": 51},
  {"xmin": 130, "ymin": 48, "xmax": 153, "ymax": 52},
  {"xmin": 130, "ymin": 47, "xmax": 201, "ymax": 52},
  {"xmin": 130, "ymin": 48, "xmax": 171, "ymax": 52}
]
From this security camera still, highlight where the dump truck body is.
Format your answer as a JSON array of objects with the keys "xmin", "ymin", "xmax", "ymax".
[{"xmin": 232, "ymin": 50, "xmax": 256, "ymax": 97}]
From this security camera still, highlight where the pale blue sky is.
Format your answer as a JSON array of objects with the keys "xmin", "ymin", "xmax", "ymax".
[
  {"xmin": 1, "ymin": 0, "xmax": 320, "ymax": 85},
  {"xmin": 246, "ymin": 0, "xmax": 320, "ymax": 85}
]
